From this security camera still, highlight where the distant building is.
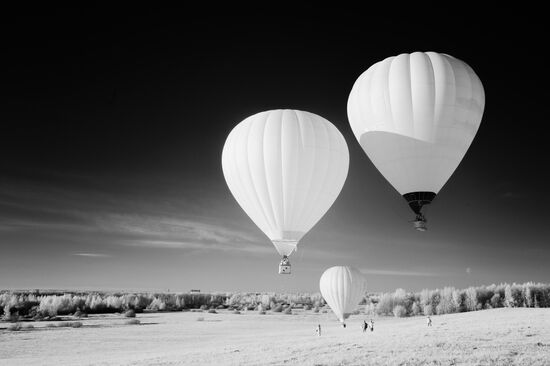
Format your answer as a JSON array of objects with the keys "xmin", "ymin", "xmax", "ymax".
[{"xmin": 190, "ymin": 289, "xmax": 200, "ymax": 293}]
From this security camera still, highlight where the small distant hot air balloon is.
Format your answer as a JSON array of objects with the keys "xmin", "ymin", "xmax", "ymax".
[
  {"xmin": 319, "ymin": 266, "xmax": 367, "ymax": 326},
  {"xmin": 222, "ymin": 110, "xmax": 349, "ymax": 274},
  {"xmin": 347, "ymin": 52, "xmax": 485, "ymax": 231}
]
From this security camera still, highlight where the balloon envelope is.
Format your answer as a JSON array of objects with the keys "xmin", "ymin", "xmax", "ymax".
[
  {"xmin": 347, "ymin": 52, "xmax": 484, "ymax": 216},
  {"xmin": 319, "ymin": 266, "xmax": 367, "ymax": 323},
  {"xmin": 222, "ymin": 110, "xmax": 349, "ymax": 256}
]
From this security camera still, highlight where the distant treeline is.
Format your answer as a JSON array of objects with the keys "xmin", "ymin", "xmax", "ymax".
[
  {"xmin": 1, "ymin": 282, "xmax": 548, "ymax": 321},
  {"xmin": 368, "ymin": 282, "xmax": 550, "ymax": 317},
  {"xmin": 0, "ymin": 291, "xmax": 325, "ymax": 320}
]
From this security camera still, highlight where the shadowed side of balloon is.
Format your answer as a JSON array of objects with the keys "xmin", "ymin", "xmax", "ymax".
[{"xmin": 358, "ymin": 131, "xmax": 471, "ymax": 230}]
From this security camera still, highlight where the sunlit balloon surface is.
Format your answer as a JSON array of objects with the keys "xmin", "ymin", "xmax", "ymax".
[{"xmin": 222, "ymin": 110, "xmax": 349, "ymax": 260}]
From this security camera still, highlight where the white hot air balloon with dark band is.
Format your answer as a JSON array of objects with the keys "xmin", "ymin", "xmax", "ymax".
[
  {"xmin": 222, "ymin": 110, "xmax": 349, "ymax": 274},
  {"xmin": 319, "ymin": 266, "xmax": 367, "ymax": 326},
  {"xmin": 347, "ymin": 52, "xmax": 485, "ymax": 231}
]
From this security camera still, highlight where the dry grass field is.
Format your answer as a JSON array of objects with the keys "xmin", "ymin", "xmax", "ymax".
[{"xmin": 1, "ymin": 308, "xmax": 549, "ymax": 365}]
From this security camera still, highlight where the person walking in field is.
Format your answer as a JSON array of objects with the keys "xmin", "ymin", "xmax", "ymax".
[
  {"xmin": 370, "ymin": 319, "xmax": 374, "ymax": 332},
  {"xmin": 362, "ymin": 320, "xmax": 368, "ymax": 333},
  {"xmin": 427, "ymin": 316, "xmax": 432, "ymax": 327},
  {"xmin": 316, "ymin": 324, "xmax": 321, "ymax": 336}
]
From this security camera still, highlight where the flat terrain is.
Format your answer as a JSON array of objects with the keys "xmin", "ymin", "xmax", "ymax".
[{"xmin": 1, "ymin": 308, "xmax": 549, "ymax": 365}]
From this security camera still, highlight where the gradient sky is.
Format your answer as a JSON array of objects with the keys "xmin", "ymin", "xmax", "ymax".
[{"xmin": 1, "ymin": 8, "xmax": 548, "ymax": 293}]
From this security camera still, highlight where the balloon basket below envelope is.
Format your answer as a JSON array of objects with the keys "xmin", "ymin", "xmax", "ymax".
[
  {"xmin": 278, "ymin": 256, "xmax": 291, "ymax": 274},
  {"xmin": 278, "ymin": 264, "xmax": 291, "ymax": 274},
  {"xmin": 413, "ymin": 220, "xmax": 427, "ymax": 231}
]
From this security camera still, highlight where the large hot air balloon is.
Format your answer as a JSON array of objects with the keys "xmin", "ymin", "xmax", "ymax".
[
  {"xmin": 347, "ymin": 52, "xmax": 485, "ymax": 231},
  {"xmin": 319, "ymin": 266, "xmax": 367, "ymax": 326},
  {"xmin": 222, "ymin": 110, "xmax": 349, "ymax": 274}
]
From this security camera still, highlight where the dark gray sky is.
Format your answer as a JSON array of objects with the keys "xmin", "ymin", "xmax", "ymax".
[{"xmin": 1, "ymin": 8, "xmax": 548, "ymax": 293}]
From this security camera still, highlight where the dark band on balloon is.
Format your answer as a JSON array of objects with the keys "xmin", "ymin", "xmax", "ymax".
[{"xmin": 403, "ymin": 192, "xmax": 436, "ymax": 214}]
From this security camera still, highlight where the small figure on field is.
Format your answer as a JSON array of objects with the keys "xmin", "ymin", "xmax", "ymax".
[
  {"xmin": 362, "ymin": 320, "xmax": 368, "ymax": 333},
  {"xmin": 316, "ymin": 324, "xmax": 321, "ymax": 336},
  {"xmin": 370, "ymin": 319, "xmax": 374, "ymax": 332},
  {"xmin": 427, "ymin": 316, "xmax": 432, "ymax": 327}
]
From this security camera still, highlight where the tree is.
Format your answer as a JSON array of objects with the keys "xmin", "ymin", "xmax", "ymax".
[{"xmin": 490, "ymin": 293, "xmax": 501, "ymax": 308}]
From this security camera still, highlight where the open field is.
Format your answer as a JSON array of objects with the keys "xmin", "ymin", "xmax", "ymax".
[{"xmin": 1, "ymin": 308, "xmax": 549, "ymax": 365}]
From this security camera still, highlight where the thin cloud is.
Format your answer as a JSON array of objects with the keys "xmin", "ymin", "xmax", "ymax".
[
  {"xmin": 359, "ymin": 268, "xmax": 439, "ymax": 277},
  {"xmin": 0, "ymin": 219, "xmax": 93, "ymax": 232},
  {"xmin": 72, "ymin": 253, "xmax": 111, "ymax": 258},
  {"xmin": 94, "ymin": 213, "xmax": 266, "ymax": 253},
  {"xmin": 121, "ymin": 239, "xmax": 271, "ymax": 254},
  {"xmin": 0, "ymin": 180, "xmax": 267, "ymax": 255},
  {"xmin": 96, "ymin": 214, "xmax": 259, "ymax": 244}
]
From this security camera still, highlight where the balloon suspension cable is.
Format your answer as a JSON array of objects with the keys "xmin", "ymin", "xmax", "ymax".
[{"xmin": 280, "ymin": 255, "xmax": 290, "ymax": 266}]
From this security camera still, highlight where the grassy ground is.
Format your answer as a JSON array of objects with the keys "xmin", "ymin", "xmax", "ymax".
[{"xmin": 0, "ymin": 308, "xmax": 549, "ymax": 365}]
